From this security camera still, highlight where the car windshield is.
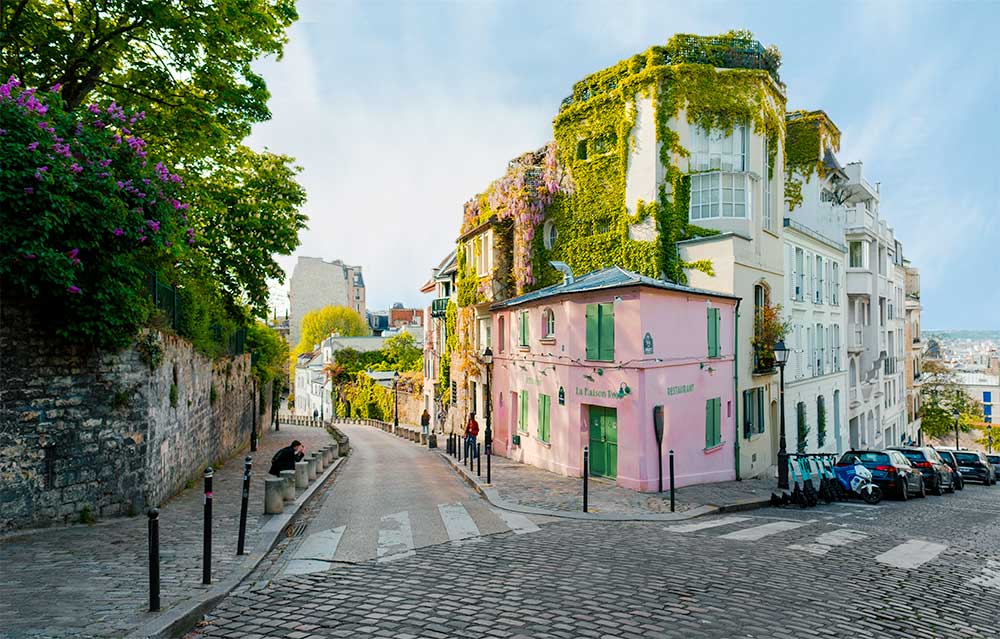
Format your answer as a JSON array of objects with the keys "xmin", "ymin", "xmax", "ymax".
[
  {"xmin": 896, "ymin": 450, "xmax": 926, "ymax": 463},
  {"xmin": 839, "ymin": 452, "xmax": 887, "ymax": 464},
  {"xmin": 954, "ymin": 452, "xmax": 981, "ymax": 464},
  {"xmin": 938, "ymin": 451, "xmax": 954, "ymax": 462}
]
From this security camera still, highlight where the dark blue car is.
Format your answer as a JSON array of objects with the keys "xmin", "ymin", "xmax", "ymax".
[
  {"xmin": 836, "ymin": 450, "xmax": 924, "ymax": 500},
  {"xmin": 952, "ymin": 451, "xmax": 996, "ymax": 485}
]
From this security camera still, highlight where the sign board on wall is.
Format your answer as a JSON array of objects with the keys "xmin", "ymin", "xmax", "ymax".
[
  {"xmin": 666, "ymin": 383, "xmax": 694, "ymax": 396},
  {"xmin": 558, "ymin": 387, "xmax": 565, "ymax": 405},
  {"xmin": 643, "ymin": 333, "xmax": 654, "ymax": 355}
]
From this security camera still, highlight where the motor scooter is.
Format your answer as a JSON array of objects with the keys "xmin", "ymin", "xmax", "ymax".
[{"xmin": 833, "ymin": 457, "xmax": 883, "ymax": 505}]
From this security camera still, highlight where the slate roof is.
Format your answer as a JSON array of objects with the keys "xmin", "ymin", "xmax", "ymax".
[{"xmin": 490, "ymin": 266, "xmax": 740, "ymax": 310}]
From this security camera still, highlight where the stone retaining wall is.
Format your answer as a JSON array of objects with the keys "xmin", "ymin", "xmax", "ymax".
[{"xmin": 0, "ymin": 302, "xmax": 273, "ymax": 531}]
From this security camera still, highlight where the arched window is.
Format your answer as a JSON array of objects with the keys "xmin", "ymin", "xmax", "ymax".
[
  {"xmin": 542, "ymin": 308, "xmax": 555, "ymax": 338},
  {"xmin": 543, "ymin": 221, "xmax": 558, "ymax": 250},
  {"xmin": 497, "ymin": 316, "xmax": 505, "ymax": 353}
]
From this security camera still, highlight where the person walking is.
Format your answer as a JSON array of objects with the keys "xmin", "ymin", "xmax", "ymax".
[
  {"xmin": 465, "ymin": 413, "xmax": 479, "ymax": 460},
  {"xmin": 420, "ymin": 409, "xmax": 431, "ymax": 437}
]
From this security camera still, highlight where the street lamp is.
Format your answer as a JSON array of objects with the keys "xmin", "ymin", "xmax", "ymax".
[
  {"xmin": 393, "ymin": 371, "xmax": 400, "ymax": 433},
  {"xmin": 953, "ymin": 407, "xmax": 961, "ymax": 450},
  {"xmin": 774, "ymin": 340, "xmax": 791, "ymax": 489},
  {"xmin": 482, "ymin": 347, "xmax": 493, "ymax": 484}
]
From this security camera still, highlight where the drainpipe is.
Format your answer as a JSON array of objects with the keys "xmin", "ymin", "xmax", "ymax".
[{"xmin": 733, "ymin": 298, "xmax": 741, "ymax": 481}]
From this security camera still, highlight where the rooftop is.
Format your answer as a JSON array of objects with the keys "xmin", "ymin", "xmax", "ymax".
[{"xmin": 491, "ymin": 266, "xmax": 740, "ymax": 310}]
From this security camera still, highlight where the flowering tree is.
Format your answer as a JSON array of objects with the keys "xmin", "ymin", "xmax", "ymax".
[{"xmin": 0, "ymin": 77, "xmax": 190, "ymax": 347}]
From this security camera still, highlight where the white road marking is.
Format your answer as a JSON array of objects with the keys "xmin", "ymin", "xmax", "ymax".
[
  {"xmin": 438, "ymin": 503, "xmax": 482, "ymax": 543},
  {"xmin": 377, "ymin": 511, "xmax": 415, "ymax": 563},
  {"xmin": 875, "ymin": 540, "xmax": 948, "ymax": 569},
  {"xmin": 491, "ymin": 508, "xmax": 540, "ymax": 534},
  {"xmin": 664, "ymin": 516, "xmax": 752, "ymax": 533},
  {"xmin": 283, "ymin": 526, "xmax": 346, "ymax": 576},
  {"xmin": 967, "ymin": 560, "xmax": 1000, "ymax": 590},
  {"xmin": 831, "ymin": 502, "xmax": 883, "ymax": 510},
  {"xmin": 718, "ymin": 520, "xmax": 809, "ymax": 541},
  {"xmin": 788, "ymin": 529, "xmax": 868, "ymax": 555}
]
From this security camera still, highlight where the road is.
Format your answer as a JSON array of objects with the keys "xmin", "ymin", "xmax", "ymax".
[{"xmin": 190, "ymin": 428, "xmax": 1000, "ymax": 638}]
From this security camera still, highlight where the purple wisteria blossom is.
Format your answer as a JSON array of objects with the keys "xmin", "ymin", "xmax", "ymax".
[
  {"xmin": 70, "ymin": 163, "xmax": 83, "ymax": 173},
  {"xmin": 27, "ymin": 141, "xmax": 38, "ymax": 151},
  {"xmin": 113, "ymin": 228, "xmax": 124, "ymax": 236},
  {"xmin": 49, "ymin": 83, "xmax": 62, "ymax": 93},
  {"xmin": 146, "ymin": 219, "xmax": 160, "ymax": 232},
  {"xmin": 67, "ymin": 285, "xmax": 81, "ymax": 294}
]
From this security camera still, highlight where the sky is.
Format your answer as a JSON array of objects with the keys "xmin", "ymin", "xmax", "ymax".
[{"xmin": 249, "ymin": 0, "xmax": 1000, "ymax": 330}]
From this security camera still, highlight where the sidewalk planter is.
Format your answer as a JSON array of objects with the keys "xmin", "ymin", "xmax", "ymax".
[{"xmin": 489, "ymin": 267, "xmax": 739, "ymax": 492}]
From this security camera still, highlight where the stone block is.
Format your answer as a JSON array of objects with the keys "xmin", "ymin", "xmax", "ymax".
[
  {"xmin": 264, "ymin": 478, "xmax": 284, "ymax": 514},
  {"xmin": 279, "ymin": 470, "xmax": 296, "ymax": 501},
  {"xmin": 295, "ymin": 461, "xmax": 309, "ymax": 489},
  {"xmin": 306, "ymin": 455, "xmax": 317, "ymax": 481}
]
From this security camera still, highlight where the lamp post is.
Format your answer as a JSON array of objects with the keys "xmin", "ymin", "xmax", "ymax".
[
  {"xmin": 987, "ymin": 425, "xmax": 993, "ymax": 455},
  {"xmin": 482, "ymin": 347, "xmax": 493, "ymax": 484},
  {"xmin": 953, "ymin": 408, "xmax": 961, "ymax": 450},
  {"xmin": 774, "ymin": 340, "xmax": 791, "ymax": 490},
  {"xmin": 393, "ymin": 371, "xmax": 400, "ymax": 432}
]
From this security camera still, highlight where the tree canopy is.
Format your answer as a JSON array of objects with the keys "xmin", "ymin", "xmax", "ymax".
[
  {"xmin": 292, "ymin": 305, "xmax": 369, "ymax": 360},
  {"xmin": 919, "ymin": 360, "xmax": 984, "ymax": 439}
]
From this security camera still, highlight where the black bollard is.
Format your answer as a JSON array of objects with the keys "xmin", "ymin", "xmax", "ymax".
[
  {"xmin": 583, "ymin": 447, "xmax": 589, "ymax": 513},
  {"xmin": 458, "ymin": 435, "xmax": 463, "ymax": 463},
  {"xmin": 476, "ymin": 443, "xmax": 481, "ymax": 477},
  {"xmin": 148, "ymin": 509, "xmax": 160, "ymax": 612},
  {"xmin": 486, "ymin": 441, "xmax": 491, "ymax": 484},
  {"xmin": 237, "ymin": 456, "xmax": 252, "ymax": 555},
  {"xmin": 669, "ymin": 449, "xmax": 675, "ymax": 513},
  {"xmin": 203, "ymin": 467, "xmax": 213, "ymax": 584}
]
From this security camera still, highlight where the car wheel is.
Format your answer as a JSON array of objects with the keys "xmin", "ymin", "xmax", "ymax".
[
  {"xmin": 955, "ymin": 475, "xmax": 964, "ymax": 490},
  {"xmin": 945, "ymin": 475, "xmax": 955, "ymax": 493},
  {"xmin": 917, "ymin": 477, "xmax": 926, "ymax": 498},
  {"xmin": 898, "ymin": 478, "xmax": 908, "ymax": 501},
  {"xmin": 932, "ymin": 475, "xmax": 944, "ymax": 496}
]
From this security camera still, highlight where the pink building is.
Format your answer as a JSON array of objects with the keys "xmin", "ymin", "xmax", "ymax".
[{"xmin": 489, "ymin": 267, "xmax": 739, "ymax": 491}]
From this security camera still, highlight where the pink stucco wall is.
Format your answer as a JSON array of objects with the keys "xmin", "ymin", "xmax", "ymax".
[{"xmin": 490, "ymin": 285, "xmax": 737, "ymax": 491}]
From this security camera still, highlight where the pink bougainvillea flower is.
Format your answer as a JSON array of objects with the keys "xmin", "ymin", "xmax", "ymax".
[
  {"xmin": 0, "ymin": 128, "xmax": 7, "ymax": 135},
  {"xmin": 113, "ymin": 228, "xmax": 124, "ymax": 236},
  {"xmin": 67, "ymin": 285, "xmax": 82, "ymax": 294},
  {"xmin": 66, "ymin": 248, "xmax": 79, "ymax": 260},
  {"xmin": 164, "ymin": 241, "xmax": 172, "ymax": 248}
]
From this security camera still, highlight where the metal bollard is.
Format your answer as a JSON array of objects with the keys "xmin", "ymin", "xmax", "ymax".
[
  {"xmin": 477, "ymin": 443, "xmax": 481, "ymax": 477},
  {"xmin": 264, "ymin": 478, "xmax": 284, "ymax": 514},
  {"xmin": 202, "ymin": 467, "xmax": 213, "ymax": 584},
  {"xmin": 486, "ymin": 441, "xmax": 491, "ymax": 484},
  {"xmin": 148, "ymin": 509, "xmax": 160, "ymax": 611},
  {"xmin": 583, "ymin": 447, "xmax": 589, "ymax": 513},
  {"xmin": 669, "ymin": 449, "xmax": 676, "ymax": 513},
  {"xmin": 237, "ymin": 457, "xmax": 252, "ymax": 555},
  {"xmin": 279, "ymin": 470, "xmax": 296, "ymax": 501},
  {"xmin": 295, "ymin": 461, "xmax": 309, "ymax": 489}
]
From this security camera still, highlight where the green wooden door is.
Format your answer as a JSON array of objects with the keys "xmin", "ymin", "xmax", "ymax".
[{"xmin": 588, "ymin": 405, "xmax": 618, "ymax": 479}]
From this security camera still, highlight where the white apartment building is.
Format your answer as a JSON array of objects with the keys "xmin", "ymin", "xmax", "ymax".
[
  {"xmin": 781, "ymin": 218, "xmax": 848, "ymax": 455},
  {"xmin": 420, "ymin": 251, "xmax": 457, "ymax": 431},
  {"xmin": 288, "ymin": 256, "xmax": 366, "ymax": 347},
  {"xmin": 904, "ymin": 264, "xmax": 923, "ymax": 438}
]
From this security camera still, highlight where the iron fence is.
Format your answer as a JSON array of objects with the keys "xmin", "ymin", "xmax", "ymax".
[{"xmin": 145, "ymin": 269, "xmax": 246, "ymax": 356}]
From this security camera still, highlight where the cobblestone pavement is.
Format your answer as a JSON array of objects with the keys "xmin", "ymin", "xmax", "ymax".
[
  {"xmin": 0, "ymin": 425, "xmax": 333, "ymax": 639},
  {"xmin": 189, "ymin": 445, "xmax": 1000, "ymax": 638},
  {"xmin": 478, "ymin": 453, "xmax": 772, "ymax": 515}
]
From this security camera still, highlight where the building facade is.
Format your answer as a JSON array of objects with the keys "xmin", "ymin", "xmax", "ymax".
[
  {"xmin": 489, "ymin": 267, "xmax": 738, "ymax": 490},
  {"xmin": 421, "ymin": 251, "xmax": 457, "ymax": 431},
  {"xmin": 288, "ymin": 256, "xmax": 366, "ymax": 347},
  {"xmin": 904, "ymin": 265, "xmax": 923, "ymax": 437}
]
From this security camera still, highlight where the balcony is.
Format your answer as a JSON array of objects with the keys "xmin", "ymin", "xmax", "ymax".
[
  {"xmin": 848, "ymin": 327, "xmax": 864, "ymax": 353},
  {"xmin": 430, "ymin": 297, "xmax": 449, "ymax": 318},
  {"xmin": 846, "ymin": 270, "xmax": 875, "ymax": 297}
]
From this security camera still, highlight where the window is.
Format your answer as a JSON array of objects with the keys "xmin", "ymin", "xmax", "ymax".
[
  {"xmin": 742, "ymin": 388, "xmax": 766, "ymax": 438},
  {"xmin": 585, "ymin": 303, "xmax": 615, "ymax": 361},
  {"xmin": 591, "ymin": 132, "xmax": 616, "ymax": 155},
  {"xmin": 478, "ymin": 318, "xmax": 491, "ymax": 351},
  {"xmin": 707, "ymin": 306, "xmax": 721, "ymax": 358},
  {"xmin": 537, "ymin": 394, "xmax": 551, "ymax": 443},
  {"xmin": 690, "ymin": 123, "xmax": 747, "ymax": 171},
  {"xmin": 690, "ymin": 172, "xmax": 750, "ymax": 220},
  {"xmin": 541, "ymin": 308, "xmax": 555, "ymax": 339},
  {"xmin": 543, "ymin": 221, "xmax": 558, "ymax": 249},
  {"xmin": 705, "ymin": 397, "xmax": 722, "ymax": 448},
  {"xmin": 474, "ymin": 231, "xmax": 493, "ymax": 276},
  {"xmin": 817, "ymin": 396, "xmax": 827, "ymax": 447},
  {"xmin": 985, "ymin": 391, "xmax": 993, "ymax": 403},
  {"xmin": 985, "ymin": 405, "xmax": 993, "ymax": 416},
  {"xmin": 832, "ymin": 326, "xmax": 841, "ymax": 371},
  {"xmin": 518, "ymin": 311, "xmax": 529, "ymax": 348},
  {"xmin": 470, "ymin": 381, "xmax": 478, "ymax": 416},
  {"xmin": 576, "ymin": 140, "xmax": 587, "ymax": 161},
  {"xmin": 498, "ymin": 316, "xmax": 505, "ymax": 353},
  {"xmin": 815, "ymin": 255, "xmax": 823, "ymax": 304},
  {"xmin": 849, "ymin": 241, "xmax": 866, "ymax": 268},
  {"xmin": 762, "ymin": 136, "xmax": 772, "ymax": 231},
  {"xmin": 794, "ymin": 248, "xmax": 805, "ymax": 300},
  {"xmin": 831, "ymin": 263, "xmax": 840, "ymax": 305},
  {"xmin": 519, "ymin": 392, "xmax": 528, "ymax": 432},
  {"xmin": 815, "ymin": 323, "xmax": 824, "ymax": 375}
]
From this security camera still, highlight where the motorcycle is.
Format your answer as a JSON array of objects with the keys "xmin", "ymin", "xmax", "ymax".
[{"xmin": 833, "ymin": 456, "xmax": 883, "ymax": 505}]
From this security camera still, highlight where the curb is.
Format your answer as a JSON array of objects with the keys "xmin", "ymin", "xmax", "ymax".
[
  {"xmin": 126, "ymin": 454, "xmax": 347, "ymax": 639},
  {"xmin": 438, "ymin": 450, "xmax": 772, "ymax": 522}
]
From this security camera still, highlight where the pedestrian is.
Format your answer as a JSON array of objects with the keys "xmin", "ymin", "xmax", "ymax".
[
  {"xmin": 465, "ymin": 412, "xmax": 479, "ymax": 460},
  {"xmin": 312, "ymin": 408, "xmax": 319, "ymax": 420},
  {"xmin": 421, "ymin": 409, "xmax": 431, "ymax": 437},
  {"xmin": 269, "ymin": 439, "xmax": 305, "ymax": 476}
]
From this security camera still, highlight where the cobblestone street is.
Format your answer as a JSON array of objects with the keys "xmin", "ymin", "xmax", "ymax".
[{"xmin": 0, "ymin": 425, "xmax": 334, "ymax": 639}]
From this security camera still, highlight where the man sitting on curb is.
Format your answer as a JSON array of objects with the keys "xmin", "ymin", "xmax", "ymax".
[{"xmin": 269, "ymin": 440, "xmax": 305, "ymax": 476}]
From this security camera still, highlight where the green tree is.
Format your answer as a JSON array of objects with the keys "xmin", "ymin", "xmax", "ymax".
[
  {"xmin": 374, "ymin": 332, "xmax": 423, "ymax": 373},
  {"xmin": 292, "ymin": 306, "xmax": 368, "ymax": 360},
  {"xmin": 246, "ymin": 321, "xmax": 288, "ymax": 385},
  {"xmin": 1, "ymin": 0, "xmax": 307, "ymax": 319},
  {"xmin": 919, "ymin": 360, "xmax": 984, "ymax": 439}
]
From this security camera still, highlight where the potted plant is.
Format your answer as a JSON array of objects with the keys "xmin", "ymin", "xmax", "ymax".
[{"xmin": 751, "ymin": 301, "xmax": 790, "ymax": 373}]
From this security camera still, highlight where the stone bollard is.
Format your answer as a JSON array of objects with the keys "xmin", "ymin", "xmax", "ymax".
[
  {"xmin": 428, "ymin": 433, "xmax": 437, "ymax": 449},
  {"xmin": 279, "ymin": 470, "xmax": 296, "ymax": 501},
  {"xmin": 316, "ymin": 449, "xmax": 326, "ymax": 472},
  {"xmin": 295, "ymin": 461, "xmax": 309, "ymax": 489},
  {"xmin": 306, "ymin": 455, "xmax": 318, "ymax": 481},
  {"xmin": 324, "ymin": 446, "xmax": 333, "ymax": 465},
  {"xmin": 340, "ymin": 436, "xmax": 350, "ymax": 454},
  {"xmin": 330, "ymin": 441, "xmax": 340, "ymax": 459},
  {"xmin": 264, "ymin": 478, "xmax": 285, "ymax": 514},
  {"xmin": 421, "ymin": 433, "xmax": 428, "ymax": 445}
]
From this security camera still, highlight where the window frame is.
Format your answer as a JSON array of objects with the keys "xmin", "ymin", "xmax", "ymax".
[
  {"xmin": 541, "ymin": 307, "xmax": 555, "ymax": 339},
  {"xmin": 689, "ymin": 171, "xmax": 752, "ymax": 221},
  {"xmin": 518, "ymin": 310, "xmax": 529, "ymax": 348}
]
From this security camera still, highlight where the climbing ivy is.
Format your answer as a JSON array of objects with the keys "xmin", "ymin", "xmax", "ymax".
[{"xmin": 784, "ymin": 110, "xmax": 841, "ymax": 210}]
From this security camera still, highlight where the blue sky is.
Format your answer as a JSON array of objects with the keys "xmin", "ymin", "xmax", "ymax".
[{"xmin": 251, "ymin": 0, "xmax": 1000, "ymax": 330}]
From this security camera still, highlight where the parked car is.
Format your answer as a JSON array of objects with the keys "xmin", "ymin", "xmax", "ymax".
[
  {"xmin": 836, "ymin": 450, "xmax": 925, "ymax": 500},
  {"xmin": 887, "ymin": 447, "xmax": 956, "ymax": 495},
  {"xmin": 988, "ymin": 455, "xmax": 1000, "ymax": 482},
  {"xmin": 951, "ymin": 450, "xmax": 996, "ymax": 485},
  {"xmin": 935, "ymin": 450, "xmax": 965, "ymax": 490}
]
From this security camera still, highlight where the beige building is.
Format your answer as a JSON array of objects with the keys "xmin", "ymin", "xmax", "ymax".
[
  {"xmin": 288, "ymin": 256, "xmax": 366, "ymax": 347},
  {"xmin": 904, "ymin": 265, "xmax": 923, "ymax": 438}
]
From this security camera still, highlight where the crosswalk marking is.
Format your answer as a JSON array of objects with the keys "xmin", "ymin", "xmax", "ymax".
[
  {"xmin": 788, "ymin": 529, "xmax": 868, "ymax": 555},
  {"xmin": 491, "ymin": 508, "xmax": 540, "ymax": 534},
  {"xmin": 438, "ymin": 503, "xmax": 482, "ymax": 543},
  {"xmin": 665, "ymin": 516, "xmax": 752, "ymax": 533},
  {"xmin": 284, "ymin": 526, "xmax": 346, "ymax": 575},
  {"xmin": 967, "ymin": 560, "xmax": 1000, "ymax": 590},
  {"xmin": 875, "ymin": 540, "xmax": 948, "ymax": 569},
  {"xmin": 377, "ymin": 511, "xmax": 415, "ymax": 563},
  {"xmin": 718, "ymin": 520, "xmax": 809, "ymax": 541}
]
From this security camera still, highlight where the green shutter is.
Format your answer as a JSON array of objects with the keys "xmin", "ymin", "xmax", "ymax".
[
  {"xmin": 519, "ymin": 392, "xmax": 528, "ymax": 432},
  {"xmin": 598, "ymin": 302, "xmax": 615, "ymax": 361},
  {"xmin": 708, "ymin": 308, "xmax": 720, "ymax": 358},
  {"xmin": 705, "ymin": 399, "xmax": 713, "ymax": 448},
  {"xmin": 538, "ymin": 394, "xmax": 550, "ymax": 442},
  {"xmin": 518, "ymin": 312, "xmax": 528, "ymax": 346},
  {"xmin": 585, "ymin": 304, "xmax": 599, "ymax": 360},
  {"xmin": 706, "ymin": 398, "xmax": 722, "ymax": 448},
  {"xmin": 715, "ymin": 398, "xmax": 723, "ymax": 446}
]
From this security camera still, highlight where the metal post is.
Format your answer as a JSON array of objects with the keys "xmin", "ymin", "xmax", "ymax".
[
  {"xmin": 988, "ymin": 426, "xmax": 993, "ymax": 454},
  {"xmin": 147, "ymin": 509, "xmax": 160, "ymax": 612},
  {"xmin": 476, "ymin": 443, "xmax": 481, "ymax": 477},
  {"xmin": 669, "ymin": 449, "xmax": 676, "ymax": 513},
  {"xmin": 657, "ymin": 442, "xmax": 663, "ymax": 494},
  {"xmin": 250, "ymin": 380, "xmax": 258, "ymax": 453},
  {"xmin": 393, "ymin": 379, "xmax": 399, "ymax": 431},
  {"xmin": 485, "ymin": 359, "xmax": 492, "ymax": 484},
  {"xmin": 777, "ymin": 362, "xmax": 789, "ymax": 490},
  {"xmin": 237, "ymin": 456, "xmax": 251, "ymax": 555},
  {"xmin": 955, "ymin": 415, "xmax": 960, "ymax": 450},
  {"xmin": 202, "ymin": 467, "xmax": 213, "ymax": 585},
  {"xmin": 582, "ymin": 446, "xmax": 589, "ymax": 513}
]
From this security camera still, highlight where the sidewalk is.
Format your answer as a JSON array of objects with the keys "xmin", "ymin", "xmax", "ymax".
[
  {"xmin": 0, "ymin": 424, "xmax": 337, "ymax": 639},
  {"xmin": 441, "ymin": 449, "xmax": 774, "ymax": 520}
]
